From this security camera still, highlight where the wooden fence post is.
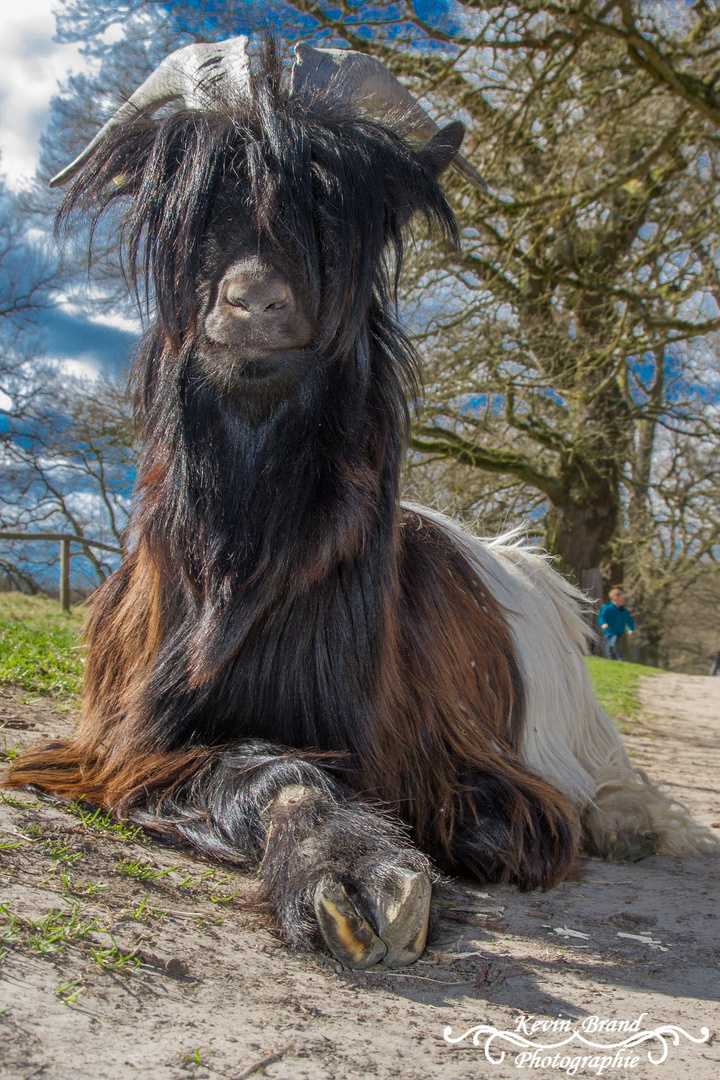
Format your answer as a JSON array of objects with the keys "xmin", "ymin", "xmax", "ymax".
[
  {"xmin": 0, "ymin": 532, "xmax": 121, "ymax": 608},
  {"xmin": 59, "ymin": 538, "xmax": 71, "ymax": 612}
]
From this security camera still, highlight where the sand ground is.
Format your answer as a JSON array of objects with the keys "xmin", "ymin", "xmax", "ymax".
[{"xmin": 1, "ymin": 673, "xmax": 718, "ymax": 1080}]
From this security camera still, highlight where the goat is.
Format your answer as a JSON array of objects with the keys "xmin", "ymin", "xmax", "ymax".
[{"xmin": 4, "ymin": 37, "xmax": 704, "ymax": 969}]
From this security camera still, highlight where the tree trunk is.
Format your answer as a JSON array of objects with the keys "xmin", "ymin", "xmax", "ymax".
[
  {"xmin": 628, "ymin": 350, "xmax": 663, "ymax": 526},
  {"xmin": 543, "ymin": 466, "xmax": 619, "ymax": 657},
  {"xmin": 621, "ymin": 349, "xmax": 664, "ymax": 666},
  {"xmin": 580, "ymin": 567, "xmax": 605, "ymax": 654},
  {"xmin": 601, "ymin": 554, "xmax": 625, "ymax": 601},
  {"xmin": 544, "ymin": 495, "xmax": 618, "ymax": 573}
]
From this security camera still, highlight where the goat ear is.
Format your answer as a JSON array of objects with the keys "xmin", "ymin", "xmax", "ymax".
[{"xmin": 419, "ymin": 121, "xmax": 466, "ymax": 179}]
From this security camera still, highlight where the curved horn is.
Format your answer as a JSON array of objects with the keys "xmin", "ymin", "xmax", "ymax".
[
  {"xmin": 290, "ymin": 43, "xmax": 487, "ymax": 191},
  {"xmin": 49, "ymin": 35, "xmax": 251, "ymax": 189}
]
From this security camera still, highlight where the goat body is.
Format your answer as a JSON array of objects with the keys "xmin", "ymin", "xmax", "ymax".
[{"xmin": 5, "ymin": 47, "xmax": 703, "ymax": 968}]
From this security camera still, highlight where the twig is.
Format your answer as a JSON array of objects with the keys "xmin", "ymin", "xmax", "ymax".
[
  {"xmin": 154, "ymin": 909, "xmax": 208, "ymax": 919},
  {"xmin": 370, "ymin": 972, "xmax": 477, "ymax": 986},
  {"xmin": 440, "ymin": 911, "xmax": 507, "ymax": 931},
  {"xmin": 233, "ymin": 1045, "xmax": 293, "ymax": 1079}
]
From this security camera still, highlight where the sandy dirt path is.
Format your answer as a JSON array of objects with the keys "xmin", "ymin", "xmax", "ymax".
[{"xmin": 1, "ymin": 675, "xmax": 718, "ymax": 1080}]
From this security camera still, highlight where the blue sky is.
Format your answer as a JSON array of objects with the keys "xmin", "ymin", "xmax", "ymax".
[
  {"xmin": 0, "ymin": 1, "xmax": 82, "ymax": 192},
  {"xmin": 0, "ymin": 1, "xmax": 138, "ymax": 377},
  {"xmin": 40, "ymin": 304, "xmax": 139, "ymax": 375}
]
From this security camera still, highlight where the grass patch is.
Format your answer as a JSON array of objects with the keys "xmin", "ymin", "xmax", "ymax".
[
  {"xmin": 0, "ymin": 592, "xmax": 85, "ymax": 701},
  {"xmin": 0, "ymin": 901, "xmax": 100, "ymax": 957},
  {"xmin": 115, "ymin": 857, "xmax": 179, "ymax": 882},
  {"xmin": 586, "ymin": 656, "xmax": 663, "ymax": 727},
  {"xmin": 67, "ymin": 803, "xmax": 150, "ymax": 845}
]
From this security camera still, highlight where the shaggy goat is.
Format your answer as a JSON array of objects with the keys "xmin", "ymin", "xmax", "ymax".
[{"xmin": 5, "ymin": 38, "xmax": 704, "ymax": 969}]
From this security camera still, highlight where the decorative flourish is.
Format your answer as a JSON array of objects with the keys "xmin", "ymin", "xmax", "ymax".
[{"xmin": 443, "ymin": 1022, "xmax": 711, "ymax": 1066}]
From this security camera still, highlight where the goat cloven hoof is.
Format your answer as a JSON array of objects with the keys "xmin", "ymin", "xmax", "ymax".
[
  {"xmin": 600, "ymin": 830, "xmax": 660, "ymax": 862},
  {"xmin": 356, "ymin": 866, "xmax": 431, "ymax": 968},
  {"xmin": 314, "ymin": 868, "xmax": 431, "ymax": 970}
]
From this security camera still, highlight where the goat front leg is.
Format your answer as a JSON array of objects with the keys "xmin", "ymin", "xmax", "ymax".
[
  {"xmin": 132, "ymin": 741, "xmax": 432, "ymax": 969},
  {"xmin": 260, "ymin": 782, "xmax": 432, "ymax": 968}
]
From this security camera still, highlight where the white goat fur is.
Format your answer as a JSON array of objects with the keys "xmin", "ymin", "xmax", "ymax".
[{"xmin": 415, "ymin": 506, "xmax": 711, "ymax": 857}]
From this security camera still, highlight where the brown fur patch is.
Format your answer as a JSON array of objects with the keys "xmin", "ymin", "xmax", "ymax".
[
  {"xmin": 2, "ymin": 739, "xmax": 214, "ymax": 813},
  {"xmin": 3, "ymin": 542, "xmax": 174, "ymax": 806},
  {"xmin": 359, "ymin": 509, "xmax": 578, "ymax": 882}
]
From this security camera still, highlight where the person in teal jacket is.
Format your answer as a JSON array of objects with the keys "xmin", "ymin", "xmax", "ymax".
[{"xmin": 598, "ymin": 586, "xmax": 635, "ymax": 661}]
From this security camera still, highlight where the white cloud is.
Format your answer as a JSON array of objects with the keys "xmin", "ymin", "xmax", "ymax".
[
  {"xmin": 56, "ymin": 358, "xmax": 100, "ymax": 381},
  {"xmin": 41, "ymin": 355, "xmax": 101, "ymax": 382},
  {"xmin": 86, "ymin": 310, "xmax": 144, "ymax": 335},
  {"xmin": 0, "ymin": 1, "xmax": 88, "ymax": 190}
]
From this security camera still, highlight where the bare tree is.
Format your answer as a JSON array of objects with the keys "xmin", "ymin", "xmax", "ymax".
[
  {"xmin": 616, "ymin": 421, "xmax": 720, "ymax": 667},
  {"xmin": 0, "ymin": 369, "xmax": 134, "ymax": 596},
  {"xmin": 34, "ymin": 0, "xmax": 720, "ymax": 650}
]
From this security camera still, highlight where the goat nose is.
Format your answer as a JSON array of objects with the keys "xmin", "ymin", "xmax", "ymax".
[{"xmin": 222, "ymin": 267, "xmax": 293, "ymax": 315}]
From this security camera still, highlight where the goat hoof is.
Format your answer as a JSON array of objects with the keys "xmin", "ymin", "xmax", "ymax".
[
  {"xmin": 357, "ymin": 867, "xmax": 431, "ymax": 968},
  {"xmin": 314, "ymin": 880, "xmax": 387, "ymax": 969},
  {"xmin": 314, "ymin": 868, "xmax": 432, "ymax": 970},
  {"xmin": 605, "ymin": 830, "xmax": 659, "ymax": 862}
]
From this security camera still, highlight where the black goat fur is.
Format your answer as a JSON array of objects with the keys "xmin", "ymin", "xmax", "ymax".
[{"xmin": 6, "ymin": 43, "xmax": 579, "ymax": 960}]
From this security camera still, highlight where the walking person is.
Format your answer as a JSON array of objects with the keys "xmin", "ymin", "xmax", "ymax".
[{"xmin": 598, "ymin": 586, "xmax": 635, "ymax": 661}]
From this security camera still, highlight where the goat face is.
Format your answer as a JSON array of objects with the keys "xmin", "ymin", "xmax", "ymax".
[
  {"xmin": 192, "ymin": 111, "xmax": 464, "ymax": 405},
  {"xmin": 197, "ymin": 222, "xmax": 317, "ymax": 398},
  {"xmin": 60, "ymin": 78, "xmax": 464, "ymax": 412}
]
